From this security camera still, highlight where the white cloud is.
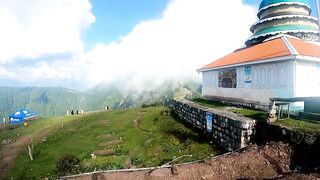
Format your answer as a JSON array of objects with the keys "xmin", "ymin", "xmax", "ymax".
[
  {"xmin": 83, "ymin": 0, "xmax": 257, "ymax": 88},
  {"xmin": 0, "ymin": 0, "xmax": 257, "ymax": 89},
  {"xmin": 0, "ymin": 0, "xmax": 95, "ymax": 63}
]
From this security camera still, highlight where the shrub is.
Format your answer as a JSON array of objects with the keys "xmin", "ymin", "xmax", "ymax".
[
  {"xmin": 114, "ymin": 148, "xmax": 129, "ymax": 156},
  {"xmin": 132, "ymin": 154, "xmax": 144, "ymax": 165},
  {"xmin": 55, "ymin": 154, "xmax": 81, "ymax": 176}
]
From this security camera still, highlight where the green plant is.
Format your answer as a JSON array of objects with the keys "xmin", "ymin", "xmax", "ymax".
[
  {"xmin": 114, "ymin": 148, "xmax": 129, "ymax": 156},
  {"xmin": 55, "ymin": 155, "xmax": 81, "ymax": 176},
  {"xmin": 132, "ymin": 154, "xmax": 144, "ymax": 165}
]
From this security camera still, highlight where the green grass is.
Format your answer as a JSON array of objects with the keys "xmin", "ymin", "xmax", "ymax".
[
  {"xmin": 273, "ymin": 118, "xmax": 320, "ymax": 135},
  {"xmin": 192, "ymin": 98, "xmax": 267, "ymax": 121},
  {"xmin": 1, "ymin": 107, "xmax": 219, "ymax": 179},
  {"xmin": 230, "ymin": 108, "xmax": 267, "ymax": 121},
  {"xmin": 192, "ymin": 98, "xmax": 226, "ymax": 109}
]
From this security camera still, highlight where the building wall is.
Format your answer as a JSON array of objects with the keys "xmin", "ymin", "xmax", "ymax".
[
  {"xmin": 202, "ymin": 60, "xmax": 294, "ymax": 105},
  {"xmin": 295, "ymin": 61, "xmax": 320, "ymax": 97}
]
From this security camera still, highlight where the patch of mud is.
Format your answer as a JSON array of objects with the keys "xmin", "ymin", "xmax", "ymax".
[
  {"xmin": 94, "ymin": 149, "xmax": 115, "ymax": 156},
  {"xmin": 99, "ymin": 139, "xmax": 123, "ymax": 147}
]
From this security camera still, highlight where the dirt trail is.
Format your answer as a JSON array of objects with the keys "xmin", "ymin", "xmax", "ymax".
[
  {"xmin": 0, "ymin": 125, "xmax": 58, "ymax": 179},
  {"xmin": 133, "ymin": 116, "xmax": 150, "ymax": 133},
  {"xmin": 65, "ymin": 142, "xmax": 319, "ymax": 180},
  {"xmin": 0, "ymin": 135, "xmax": 32, "ymax": 179}
]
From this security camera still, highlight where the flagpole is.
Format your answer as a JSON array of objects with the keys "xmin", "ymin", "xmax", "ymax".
[
  {"xmin": 316, "ymin": 0, "xmax": 320, "ymax": 32},
  {"xmin": 316, "ymin": 0, "xmax": 320, "ymax": 42}
]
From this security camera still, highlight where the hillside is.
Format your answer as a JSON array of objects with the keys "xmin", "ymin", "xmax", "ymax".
[
  {"xmin": 0, "ymin": 81, "xmax": 201, "ymax": 118},
  {"xmin": 0, "ymin": 87, "xmax": 85, "ymax": 118},
  {"xmin": 0, "ymin": 106, "xmax": 218, "ymax": 179}
]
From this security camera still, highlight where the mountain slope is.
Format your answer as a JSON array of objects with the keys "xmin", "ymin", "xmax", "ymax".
[{"xmin": 0, "ymin": 81, "xmax": 201, "ymax": 118}]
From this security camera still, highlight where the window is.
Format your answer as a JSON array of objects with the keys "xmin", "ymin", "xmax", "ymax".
[{"xmin": 218, "ymin": 69, "xmax": 237, "ymax": 88}]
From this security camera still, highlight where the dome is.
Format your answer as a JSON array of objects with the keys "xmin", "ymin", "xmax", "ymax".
[
  {"xmin": 246, "ymin": 0, "xmax": 319, "ymax": 46},
  {"xmin": 259, "ymin": 0, "xmax": 310, "ymax": 11}
]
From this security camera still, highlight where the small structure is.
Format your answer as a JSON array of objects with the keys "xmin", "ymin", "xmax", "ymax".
[
  {"xmin": 9, "ymin": 109, "xmax": 37, "ymax": 124},
  {"xmin": 198, "ymin": 0, "xmax": 320, "ymax": 110},
  {"xmin": 270, "ymin": 97, "xmax": 320, "ymax": 121}
]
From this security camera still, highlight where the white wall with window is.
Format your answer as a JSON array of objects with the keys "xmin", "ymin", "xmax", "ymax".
[{"xmin": 201, "ymin": 60, "xmax": 295, "ymax": 105}]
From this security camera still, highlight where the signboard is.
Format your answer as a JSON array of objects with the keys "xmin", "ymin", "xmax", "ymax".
[
  {"xmin": 244, "ymin": 66, "xmax": 252, "ymax": 83},
  {"xmin": 206, "ymin": 112, "xmax": 213, "ymax": 132}
]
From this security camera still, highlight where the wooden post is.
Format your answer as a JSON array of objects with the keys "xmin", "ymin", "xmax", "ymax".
[
  {"xmin": 287, "ymin": 104, "xmax": 290, "ymax": 119},
  {"xmin": 277, "ymin": 105, "xmax": 280, "ymax": 121},
  {"xmin": 28, "ymin": 145, "xmax": 33, "ymax": 161}
]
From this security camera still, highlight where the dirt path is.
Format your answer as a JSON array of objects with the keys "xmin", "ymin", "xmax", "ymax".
[
  {"xmin": 0, "ymin": 135, "xmax": 32, "ymax": 179},
  {"xmin": 64, "ymin": 142, "xmax": 319, "ymax": 180},
  {"xmin": 0, "ymin": 125, "xmax": 58, "ymax": 179}
]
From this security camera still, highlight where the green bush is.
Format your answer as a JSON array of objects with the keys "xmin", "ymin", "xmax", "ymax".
[
  {"xmin": 114, "ymin": 148, "xmax": 129, "ymax": 156},
  {"xmin": 55, "ymin": 154, "xmax": 81, "ymax": 176},
  {"xmin": 132, "ymin": 154, "xmax": 144, "ymax": 165}
]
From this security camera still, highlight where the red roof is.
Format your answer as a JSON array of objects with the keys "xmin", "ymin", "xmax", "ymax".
[{"xmin": 198, "ymin": 36, "xmax": 320, "ymax": 71}]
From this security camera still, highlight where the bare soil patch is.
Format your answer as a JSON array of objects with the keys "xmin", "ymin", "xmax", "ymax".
[
  {"xmin": 67, "ymin": 142, "xmax": 318, "ymax": 180},
  {"xmin": 99, "ymin": 139, "xmax": 123, "ymax": 147},
  {"xmin": 0, "ymin": 135, "xmax": 32, "ymax": 179},
  {"xmin": 94, "ymin": 149, "xmax": 116, "ymax": 156}
]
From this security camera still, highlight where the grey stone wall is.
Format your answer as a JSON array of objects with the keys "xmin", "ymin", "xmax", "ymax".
[{"xmin": 172, "ymin": 99, "xmax": 256, "ymax": 152}]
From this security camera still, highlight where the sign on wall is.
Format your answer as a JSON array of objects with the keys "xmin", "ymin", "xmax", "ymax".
[
  {"xmin": 218, "ymin": 69, "xmax": 237, "ymax": 88},
  {"xmin": 244, "ymin": 66, "xmax": 252, "ymax": 83},
  {"xmin": 206, "ymin": 112, "xmax": 213, "ymax": 132}
]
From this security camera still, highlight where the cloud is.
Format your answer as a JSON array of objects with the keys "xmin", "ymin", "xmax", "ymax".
[
  {"xmin": 0, "ymin": 0, "xmax": 95, "ymax": 63},
  {"xmin": 0, "ymin": 0, "xmax": 257, "ymax": 89},
  {"xmin": 83, "ymin": 0, "xmax": 257, "ymax": 88}
]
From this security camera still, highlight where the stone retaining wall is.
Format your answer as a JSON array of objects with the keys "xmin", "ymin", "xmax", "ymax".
[{"xmin": 172, "ymin": 99, "xmax": 256, "ymax": 152}]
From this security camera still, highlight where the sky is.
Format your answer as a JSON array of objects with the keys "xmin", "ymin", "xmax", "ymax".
[{"xmin": 0, "ymin": 0, "xmax": 318, "ymax": 90}]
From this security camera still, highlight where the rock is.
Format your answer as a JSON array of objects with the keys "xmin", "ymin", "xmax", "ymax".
[
  {"xmin": 42, "ymin": 137, "xmax": 47, "ymax": 142},
  {"xmin": 171, "ymin": 165, "xmax": 179, "ymax": 175},
  {"xmin": 304, "ymin": 134, "xmax": 316, "ymax": 145},
  {"xmin": 1, "ymin": 138, "xmax": 16, "ymax": 145},
  {"xmin": 91, "ymin": 173, "xmax": 106, "ymax": 180},
  {"xmin": 91, "ymin": 153, "xmax": 96, "ymax": 159}
]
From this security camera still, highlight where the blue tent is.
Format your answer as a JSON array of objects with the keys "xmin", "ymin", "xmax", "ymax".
[{"xmin": 9, "ymin": 109, "xmax": 37, "ymax": 124}]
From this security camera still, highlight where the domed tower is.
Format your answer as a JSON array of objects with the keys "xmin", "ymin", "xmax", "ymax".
[{"xmin": 246, "ymin": 0, "xmax": 320, "ymax": 46}]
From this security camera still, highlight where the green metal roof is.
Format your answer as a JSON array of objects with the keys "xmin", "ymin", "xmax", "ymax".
[
  {"xmin": 259, "ymin": 0, "xmax": 310, "ymax": 10},
  {"xmin": 254, "ymin": 24, "xmax": 318, "ymax": 36}
]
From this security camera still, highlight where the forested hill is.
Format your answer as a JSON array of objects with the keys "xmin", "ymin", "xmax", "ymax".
[
  {"xmin": 0, "ymin": 87, "xmax": 85, "ymax": 118},
  {"xmin": 0, "ymin": 81, "xmax": 200, "ymax": 118}
]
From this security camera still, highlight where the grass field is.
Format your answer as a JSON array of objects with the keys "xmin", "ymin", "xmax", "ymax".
[
  {"xmin": 0, "ymin": 107, "xmax": 219, "ymax": 179},
  {"xmin": 273, "ymin": 118, "xmax": 320, "ymax": 135}
]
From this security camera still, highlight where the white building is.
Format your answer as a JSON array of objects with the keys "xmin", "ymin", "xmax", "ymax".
[{"xmin": 197, "ymin": 0, "xmax": 320, "ymax": 108}]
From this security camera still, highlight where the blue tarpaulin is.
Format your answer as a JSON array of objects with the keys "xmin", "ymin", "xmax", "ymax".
[{"xmin": 9, "ymin": 109, "xmax": 37, "ymax": 124}]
